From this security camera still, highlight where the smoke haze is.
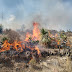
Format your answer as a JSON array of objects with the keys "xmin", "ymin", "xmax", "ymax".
[{"xmin": 0, "ymin": 0, "xmax": 72, "ymax": 31}]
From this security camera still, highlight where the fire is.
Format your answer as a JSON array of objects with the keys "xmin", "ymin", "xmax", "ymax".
[
  {"xmin": 12, "ymin": 40, "xmax": 23, "ymax": 51},
  {"xmin": 35, "ymin": 46, "xmax": 40, "ymax": 55},
  {"xmin": 25, "ymin": 32, "xmax": 31, "ymax": 41},
  {"xmin": 32, "ymin": 22, "xmax": 40, "ymax": 40},
  {"xmin": 0, "ymin": 40, "xmax": 11, "ymax": 52},
  {"xmin": 25, "ymin": 22, "xmax": 40, "ymax": 41},
  {"xmin": 0, "ymin": 22, "xmax": 41, "ymax": 56},
  {"xmin": 57, "ymin": 41, "xmax": 60, "ymax": 45},
  {"xmin": 48, "ymin": 31, "xmax": 53, "ymax": 38},
  {"xmin": 55, "ymin": 33, "xmax": 58, "ymax": 38}
]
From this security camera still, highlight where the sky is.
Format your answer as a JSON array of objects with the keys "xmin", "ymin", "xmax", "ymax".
[{"xmin": 0, "ymin": 0, "xmax": 72, "ymax": 31}]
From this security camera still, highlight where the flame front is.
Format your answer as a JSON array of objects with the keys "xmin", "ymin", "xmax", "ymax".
[
  {"xmin": 0, "ymin": 40, "xmax": 11, "ymax": 52},
  {"xmin": 0, "ymin": 22, "xmax": 41, "ymax": 56},
  {"xmin": 32, "ymin": 22, "xmax": 40, "ymax": 40},
  {"xmin": 35, "ymin": 46, "xmax": 40, "ymax": 55},
  {"xmin": 25, "ymin": 32, "xmax": 31, "ymax": 41},
  {"xmin": 12, "ymin": 40, "xmax": 23, "ymax": 51}
]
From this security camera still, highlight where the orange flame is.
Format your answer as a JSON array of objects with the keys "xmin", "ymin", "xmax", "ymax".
[
  {"xmin": 32, "ymin": 22, "xmax": 40, "ymax": 40},
  {"xmin": 12, "ymin": 40, "xmax": 23, "ymax": 51},
  {"xmin": 48, "ymin": 31, "xmax": 53, "ymax": 38},
  {"xmin": 35, "ymin": 46, "xmax": 40, "ymax": 55},
  {"xmin": 24, "ymin": 22, "xmax": 40, "ymax": 41},
  {"xmin": 55, "ymin": 34, "xmax": 58, "ymax": 37},
  {"xmin": 25, "ymin": 32, "xmax": 31, "ymax": 41},
  {"xmin": 0, "ymin": 40, "xmax": 11, "ymax": 52},
  {"xmin": 0, "ymin": 22, "xmax": 40, "ymax": 56}
]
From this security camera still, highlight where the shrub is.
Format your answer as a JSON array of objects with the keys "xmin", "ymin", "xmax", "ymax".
[
  {"xmin": 4, "ymin": 29, "xmax": 20, "ymax": 43},
  {"xmin": 1, "ymin": 37, "xmax": 8, "ymax": 43},
  {"xmin": 40, "ymin": 28, "xmax": 52, "ymax": 47}
]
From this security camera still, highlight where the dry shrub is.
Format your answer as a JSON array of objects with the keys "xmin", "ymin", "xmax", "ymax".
[{"xmin": 4, "ymin": 29, "xmax": 20, "ymax": 43}]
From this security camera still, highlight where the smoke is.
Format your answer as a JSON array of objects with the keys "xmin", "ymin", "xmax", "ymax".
[
  {"xmin": 1, "ymin": 0, "xmax": 72, "ymax": 31},
  {"xmin": 20, "ymin": 0, "xmax": 72, "ymax": 31},
  {"xmin": 8, "ymin": 15, "xmax": 15, "ymax": 22}
]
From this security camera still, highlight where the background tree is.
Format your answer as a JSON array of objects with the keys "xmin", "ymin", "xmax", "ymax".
[{"xmin": 0, "ymin": 24, "xmax": 3, "ymax": 34}]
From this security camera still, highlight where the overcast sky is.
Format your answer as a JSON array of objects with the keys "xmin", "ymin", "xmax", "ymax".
[{"xmin": 0, "ymin": 0, "xmax": 72, "ymax": 31}]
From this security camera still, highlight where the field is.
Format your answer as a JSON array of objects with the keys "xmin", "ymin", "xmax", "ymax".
[{"xmin": 0, "ymin": 23, "xmax": 72, "ymax": 72}]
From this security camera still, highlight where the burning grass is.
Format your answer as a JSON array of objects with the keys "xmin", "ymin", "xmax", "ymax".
[
  {"xmin": 0, "ymin": 22, "xmax": 72, "ymax": 72},
  {"xmin": 0, "ymin": 22, "xmax": 41, "ymax": 66}
]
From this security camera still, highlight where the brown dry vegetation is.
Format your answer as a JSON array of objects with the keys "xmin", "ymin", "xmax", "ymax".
[
  {"xmin": 0, "ymin": 29, "xmax": 72, "ymax": 72},
  {"xmin": 0, "ymin": 56, "xmax": 72, "ymax": 72},
  {"xmin": 3, "ymin": 29, "xmax": 20, "ymax": 43}
]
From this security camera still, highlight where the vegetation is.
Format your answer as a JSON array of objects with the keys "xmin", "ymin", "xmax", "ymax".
[
  {"xmin": 0, "ymin": 24, "xmax": 3, "ymax": 34},
  {"xmin": 41, "ymin": 28, "xmax": 48, "ymax": 35},
  {"xmin": 4, "ymin": 29, "xmax": 20, "ymax": 43},
  {"xmin": 0, "ymin": 26, "xmax": 71, "ymax": 72},
  {"xmin": 60, "ymin": 32, "xmax": 67, "ymax": 41},
  {"xmin": 1, "ymin": 37, "xmax": 8, "ymax": 43},
  {"xmin": 40, "ymin": 28, "xmax": 51, "ymax": 47}
]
